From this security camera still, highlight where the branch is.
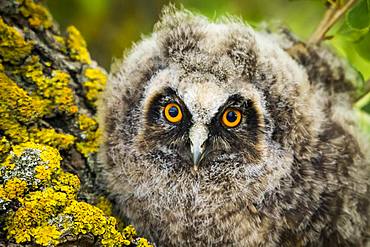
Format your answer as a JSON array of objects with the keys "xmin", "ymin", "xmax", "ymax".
[
  {"xmin": 308, "ymin": 0, "xmax": 357, "ymax": 45},
  {"xmin": 0, "ymin": 0, "xmax": 152, "ymax": 246}
]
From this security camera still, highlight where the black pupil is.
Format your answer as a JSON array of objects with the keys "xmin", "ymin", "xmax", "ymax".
[
  {"xmin": 168, "ymin": 106, "xmax": 179, "ymax": 118},
  {"xmin": 226, "ymin": 111, "xmax": 238, "ymax": 122}
]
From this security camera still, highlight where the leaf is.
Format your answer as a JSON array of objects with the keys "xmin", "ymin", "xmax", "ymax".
[
  {"xmin": 354, "ymin": 30, "xmax": 370, "ymax": 61},
  {"xmin": 346, "ymin": 0, "xmax": 370, "ymax": 30},
  {"xmin": 337, "ymin": 0, "xmax": 370, "ymax": 41},
  {"xmin": 361, "ymin": 102, "xmax": 370, "ymax": 113},
  {"xmin": 337, "ymin": 21, "xmax": 369, "ymax": 41}
]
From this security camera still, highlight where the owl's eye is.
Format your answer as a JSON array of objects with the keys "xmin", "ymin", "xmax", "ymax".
[
  {"xmin": 221, "ymin": 108, "xmax": 242, "ymax": 128},
  {"xmin": 164, "ymin": 103, "xmax": 183, "ymax": 124}
]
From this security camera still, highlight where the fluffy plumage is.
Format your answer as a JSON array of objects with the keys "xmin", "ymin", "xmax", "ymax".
[{"xmin": 98, "ymin": 6, "xmax": 369, "ymax": 246}]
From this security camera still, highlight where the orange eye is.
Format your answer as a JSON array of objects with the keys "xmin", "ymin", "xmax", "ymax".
[
  {"xmin": 221, "ymin": 108, "xmax": 242, "ymax": 128},
  {"xmin": 164, "ymin": 103, "xmax": 183, "ymax": 124}
]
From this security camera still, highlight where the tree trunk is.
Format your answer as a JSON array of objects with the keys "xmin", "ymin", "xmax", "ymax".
[{"xmin": 0, "ymin": 0, "xmax": 150, "ymax": 246}]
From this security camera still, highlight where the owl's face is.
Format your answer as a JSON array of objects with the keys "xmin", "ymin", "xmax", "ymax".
[{"xmin": 138, "ymin": 67, "xmax": 266, "ymax": 176}]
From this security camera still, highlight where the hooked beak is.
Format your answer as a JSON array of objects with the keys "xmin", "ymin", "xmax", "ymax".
[{"xmin": 189, "ymin": 123, "xmax": 208, "ymax": 171}]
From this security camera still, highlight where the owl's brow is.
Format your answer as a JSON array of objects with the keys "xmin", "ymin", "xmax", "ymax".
[{"xmin": 215, "ymin": 94, "xmax": 247, "ymax": 114}]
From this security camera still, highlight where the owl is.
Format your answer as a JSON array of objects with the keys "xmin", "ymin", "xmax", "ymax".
[{"xmin": 98, "ymin": 6, "xmax": 370, "ymax": 247}]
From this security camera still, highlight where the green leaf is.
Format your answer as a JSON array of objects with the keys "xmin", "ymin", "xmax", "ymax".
[
  {"xmin": 337, "ymin": 0, "xmax": 370, "ymax": 41},
  {"xmin": 361, "ymin": 102, "xmax": 370, "ymax": 113},
  {"xmin": 354, "ymin": 30, "xmax": 370, "ymax": 61},
  {"xmin": 346, "ymin": 0, "xmax": 370, "ymax": 30},
  {"xmin": 337, "ymin": 21, "xmax": 369, "ymax": 41}
]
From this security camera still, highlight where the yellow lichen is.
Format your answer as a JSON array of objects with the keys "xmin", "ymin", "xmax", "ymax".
[
  {"xmin": 76, "ymin": 114, "xmax": 101, "ymax": 157},
  {"xmin": 1, "ymin": 2, "xmax": 153, "ymax": 243},
  {"xmin": 31, "ymin": 225, "xmax": 61, "ymax": 246},
  {"xmin": 49, "ymin": 70, "xmax": 79, "ymax": 114},
  {"xmin": 0, "ymin": 118, "xmax": 29, "ymax": 143},
  {"xmin": 96, "ymin": 196, "xmax": 113, "ymax": 216},
  {"xmin": 18, "ymin": 0, "xmax": 53, "ymax": 29},
  {"xmin": 0, "ymin": 70, "xmax": 47, "ymax": 124},
  {"xmin": 10, "ymin": 142, "xmax": 62, "ymax": 170},
  {"xmin": 34, "ymin": 165, "xmax": 53, "ymax": 181},
  {"xmin": 78, "ymin": 113, "xmax": 98, "ymax": 131},
  {"xmin": 83, "ymin": 67, "xmax": 107, "ymax": 106},
  {"xmin": 0, "ymin": 136, "xmax": 11, "ymax": 158},
  {"xmin": 136, "ymin": 238, "xmax": 154, "ymax": 247},
  {"xmin": 18, "ymin": 56, "xmax": 78, "ymax": 115},
  {"xmin": 51, "ymin": 34, "xmax": 67, "ymax": 54},
  {"xmin": 123, "ymin": 225, "xmax": 137, "ymax": 243},
  {"xmin": 1, "ymin": 142, "xmax": 146, "ymax": 246},
  {"xmin": 6, "ymin": 188, "xmax": 66, "ymax": 245},
  {"xmin": 63, "ymin": 201, "xmax": 126, "ymax": 243},
  {"xmin": 0, "ymin": 186, "xmax": 9, "ymax": 201},
  {"xmin": 76, "ymin": 137, "xmax": 100, "ymax": 158},
  {"xmin": 0, "ymin": 17, "xmax": 33, "ymax": 63},
  {"xmin": 121, "ymin": 226, "xmax": 154, "ymax": 247},
  {"xmin": 0, "ymin": 71, "xmax": 52, "ymax": 144},
  {"xmin": 66, "ymin": 26, "xmax": 91, "ymax": 64},
  {"xmin": 3, "ymin": 177, "xmax": 27, "ymax": 200},
  {"xmin": 52, "ymin": 34, "xmax": 65, "ymax": 46},
  {"xmin": 52, "ymin": 171, "xmax": 80, "ymax": 198},
  {"xmin": 30, "ymin": 128, "xmax": 75, "ymax": 150}
]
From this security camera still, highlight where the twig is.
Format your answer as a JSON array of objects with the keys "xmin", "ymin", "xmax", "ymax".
[{"xmin": 308, "ymin": 0, "xmax": 357, "ymax": 44}]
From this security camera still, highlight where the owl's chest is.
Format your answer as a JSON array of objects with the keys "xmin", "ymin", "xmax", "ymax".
[{"xmin": 129, "ymin": 195, "xmax": 279, "ymax": 247}]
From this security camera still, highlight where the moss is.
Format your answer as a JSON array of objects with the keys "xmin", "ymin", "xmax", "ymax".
[
  {"xmin": 0, "ymin": 17, "xmax": 33, "ymax": 63},
  {"xmin": 1, "ymin": 143, "xmax": 152, "ymax": 246},
  {"xmin": 66, "ymin": 26, "xmax": 92, "ymax": 64},
  {"xmin": 18, "ymin": 0, "xmax": 53, "ymax": 29},
  {"xmin": 83, "ymin": 67, "xmax": 108, "ymax": 107},
  {"xmin": 76, "ymin": 114, "xmax": 101, "ymax": 158}
]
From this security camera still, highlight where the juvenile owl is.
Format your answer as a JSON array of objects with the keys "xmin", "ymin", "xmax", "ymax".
[{"xmin": 98, "ymin": 6, "xmax": 369, "ymax": 246}]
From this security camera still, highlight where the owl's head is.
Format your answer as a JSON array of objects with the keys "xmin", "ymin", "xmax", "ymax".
[{"xmin": 99, "ymin": 6, "xmax": 324, "ymax": 210}]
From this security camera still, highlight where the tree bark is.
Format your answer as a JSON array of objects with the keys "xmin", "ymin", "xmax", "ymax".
[{"xmin": 0, "ymin": 0, "xmax": 150, "ymax": 246}]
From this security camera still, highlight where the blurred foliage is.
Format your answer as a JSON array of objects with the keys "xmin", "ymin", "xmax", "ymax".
[
  {"xmin": 45, "ymin": 0, "xmax": 328, "ymax": 69},
  {"xmin": 46, "ymin": 0, "xmax": 370, "ymax": 129}
]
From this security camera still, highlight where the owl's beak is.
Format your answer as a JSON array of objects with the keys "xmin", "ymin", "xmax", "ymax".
[{"xmin": 189, "ymin": 123, "xmax": 208, "ymax": 171}]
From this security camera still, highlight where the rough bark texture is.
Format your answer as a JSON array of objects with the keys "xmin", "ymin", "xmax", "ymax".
[{"xmin": 0, "ymin": 0, "xmax": 152, "ymax": 246}]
